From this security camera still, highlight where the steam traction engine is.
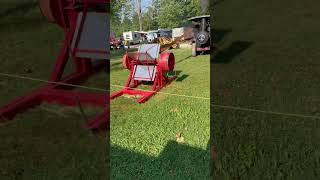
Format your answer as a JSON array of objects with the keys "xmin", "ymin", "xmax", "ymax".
[
  {"xmin": 189, "ymin": 15, "xmax": 211, "ymax": 56},
  {"xmin": 110, "ymin": 44, "xmax": 176, "ymax": 103},
  {"xmin": 0, "ymin": 0, "xmax": 110, "ymax": 131}
]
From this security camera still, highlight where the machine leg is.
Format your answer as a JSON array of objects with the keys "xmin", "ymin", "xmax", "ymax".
[
  {"xmin": 0, "ymin": 92, "xmax": 42, "ymax": 121},
  {"xmin": 137, "ymin": 92, "xmax": 156, "ymax": 103},
  {"xmin": 85, "ymin": 109, "xmax": 109, "ymax": 131},
  {"xmin": 110, "ymin": 90, "xmax": 124, "ymax": 100}
]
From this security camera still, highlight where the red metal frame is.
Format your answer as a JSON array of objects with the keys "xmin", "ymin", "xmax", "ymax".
[
  {"xmin": 196, "ymin": 47, "xmax": 210, "ymax": 51},
  {"xmin": 131, "ymin": 65, "xmax": 156, "ymax": 81},
  {"xmin": 0, "ymin": 0, "xmax": 109, "ymax": 131},
  {"xmin": 110, "ymin": 51, "xmax": 175, "ymax": 103}
]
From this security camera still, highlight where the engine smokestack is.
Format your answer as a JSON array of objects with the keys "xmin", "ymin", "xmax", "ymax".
[{"xmin": 200, "ymin": 0, "xmax": 209, "ymax": 14}]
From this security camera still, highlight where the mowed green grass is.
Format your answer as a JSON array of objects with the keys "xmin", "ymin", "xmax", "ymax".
[
  {"xmin": 212, "ymin": 0, "xmax": 320, "ymax": 179},
  {"xmin": 0, "ymin": 2, "xmax": 108, "ymax": 179},
  {"xmin": 110, "ymin": 48, "xmax": 210, "ymax": 179}
]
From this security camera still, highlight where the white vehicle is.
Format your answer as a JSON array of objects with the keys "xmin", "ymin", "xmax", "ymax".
[
  {"xmin": 146, "ymin": 30, "xmax": 159, "ymax": 43},
  {"xmin": 123, "ymin": 31, "xmax": 141, "ymax": 45},
  {"xmin": 138, "ymin": 31, "xmax": 148, "ymax": 43}
]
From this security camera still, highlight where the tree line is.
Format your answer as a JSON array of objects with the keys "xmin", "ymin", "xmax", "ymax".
[{"xmin": 111, "ymin": 0, "xmax": 207, "ymax": 37}]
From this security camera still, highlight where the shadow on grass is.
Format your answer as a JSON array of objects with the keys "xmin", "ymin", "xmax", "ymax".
[
  {"xmin": 213, "ymin": 28, "xmax": 232, "ymax": 44},
  {"xmin": 0, "ymin": 17, "xmax": 47, "ymax": 31},
  {"xmin": 0, "ymin": 1, "xmax": 37, "ymax": 19},
  {"xmin": 168, "ymin": 70, "xmax": 189, "ymax": 82},
  {"xmin": 111, "ymin": 61, "xmax": 123, "ymax": 68},
  {"xmin": 176, "ymin": 74, "xmax": 189, "ymax": 82},
  {"xmin": 110, "ymin": 66, "xmax": 124, "ymax": 72},
  {"xmin": 175, "ymin": 55, "xmax": 192, "ymax": 64},
  {"xmin": 212, "ymin": 0, "xmax": 226, "ymax": 7},
  {"xmin": 212, "ymin": 41, "xmax": 254, "ymax": 63},
  {"xmin": 110, "ymin": 49, "xmax": 127, "ymax": 60},
  {"xmin": 111, "ymin": 140, "xmax": 210, "ymax": 179}
]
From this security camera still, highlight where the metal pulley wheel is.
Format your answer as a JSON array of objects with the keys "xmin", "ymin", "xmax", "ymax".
[
  {"xmin": 122, "ymin": 53, "xmax": 133, "ymax": 70},
  {"xmin": 196, "ymin": 31, "xmax": 209, "ymax": 45},
  {"xmin": 158, "ymin": 52, "xmax": 175, "ymax": 72}
]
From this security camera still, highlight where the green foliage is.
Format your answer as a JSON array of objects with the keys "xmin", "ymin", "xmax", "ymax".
[
  {"xmin": 156, "ymin": 0, "xmax": 201, "ymax": 28},
  {"xmin": 111, "ymin": 0, "xmax": 202, "ymax": 36},
  {"xmin": 111, "ymin": 0, "xmax": 131, "ymax": 36},
  {"xmin": 131, "ymin": 13, "xmax": 140, "ymax": 31},
  {"xmin": 141, "ymin": 1, "xmax": 159, "ymax": 31}
]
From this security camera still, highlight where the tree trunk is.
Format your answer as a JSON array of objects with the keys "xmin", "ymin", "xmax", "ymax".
[
  {"xmin": 135, "ymin": 0, "xmax": 142, "ymax": 31},
  {"xmin": 139, "ymin": 15, "xmax": 142, "ymax": 31}
]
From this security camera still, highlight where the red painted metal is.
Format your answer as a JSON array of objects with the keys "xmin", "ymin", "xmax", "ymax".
[
  {"xmin": 122, "ymin": 53, "xmax": 133, "ymax": 70},
  {"xmin": 158, "ymin": 52, "xmax": 175, "ymax": 72},
  {"xmin": 111, "ymin": 50, "xmax": 176, "ymax": 103},
  {"xmin": 75, "ymin": 49, "xmax": 110, "ymax": 55},
  {"xmin": 196, "ymin": 47, "xmax": 210, "ymax": 51},
  {"xmin": 0, "ymin": 0, "xmax": 110, "ymax": 131}
]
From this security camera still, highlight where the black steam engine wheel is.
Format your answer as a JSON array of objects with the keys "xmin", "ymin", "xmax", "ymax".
[{"xmin": 188, "ymin": 15, "xmax": 210, "ymax": 56}]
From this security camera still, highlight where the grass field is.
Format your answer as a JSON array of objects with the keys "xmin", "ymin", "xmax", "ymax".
[
  {"xmin": 212, "ymin": 0, "xmax": 320, "ymax": 179},
  {"xmin": 110, "ymin": 48, "xmax": 210, "ymax": 179},
  {"xmin": 0, "ymin": 2, "xmax": 108, "ymax": 179}
]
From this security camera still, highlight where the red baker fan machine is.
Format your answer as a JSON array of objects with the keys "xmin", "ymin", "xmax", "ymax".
[
  {"xmin": 0, "ymin": 0, "xmax": 110, "ymax": 131},
  {"xmin": 111, "ymin": 43, "xmax": 176, "ymax": 103}
]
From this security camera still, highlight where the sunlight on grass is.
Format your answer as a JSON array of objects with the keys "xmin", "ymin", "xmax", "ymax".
[{"xmin": 110, "ymin": 48, "xmax": 210, "ymax": 178}]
